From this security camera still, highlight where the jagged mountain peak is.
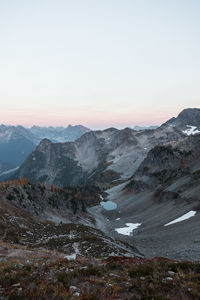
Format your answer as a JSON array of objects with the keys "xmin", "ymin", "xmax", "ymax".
[
  {"xmin": 135, "ymin": 133, "xmax": 200, "ymax": 186},
  {"xmin": 177, "ymin": 108, "xmax": 200, "ymax": 126},
  {"xmin": 161, "ymin": 108, "xmax": 200, "ymax": 136},
  {"xmin": 37, "ymin": 138, "xmax": 52, "ymax": 149}
]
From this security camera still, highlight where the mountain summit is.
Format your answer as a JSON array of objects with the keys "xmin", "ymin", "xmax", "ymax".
[
  {"xmin": 177, "ymin": 108, "xmax": 200, "ymax": 127},
  {"xmin": 163, "ymin": 108, "xmax": 200, "ymax": 135}
]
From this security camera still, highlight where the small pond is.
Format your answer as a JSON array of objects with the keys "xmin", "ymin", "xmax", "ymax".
[{"xmin": 100, "ymin": 201, "xmax": 117, "ymax": 211}]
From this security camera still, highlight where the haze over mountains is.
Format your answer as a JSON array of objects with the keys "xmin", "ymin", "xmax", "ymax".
[
  {"xmin": 29, "ymin": 124, "xmax": 91, "ymax": 143},
  {"xmin": 133, "ymin": 125, "xmax": 158, "ymax": 131}
]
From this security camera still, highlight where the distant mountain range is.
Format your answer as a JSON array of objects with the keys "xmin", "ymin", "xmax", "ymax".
[
  {"xmin": 15, "ymin": 124, "xmax": 183, "ymax": 187},
  {"xmin": 29, "ymin": 124, "xmax": 91, "ymax": 143},
  {"xmin": 15, "ymin": 108, "xmax": 200, "ymax": 188},
  {"xmin": 0, "ymin": 124, "xmax": 90, "ymax": 175},
  {"xmin": 133, "ymin": 125, "xmax": 158, "ymax": 131},
  {"xmin": 0, "ymin": 125, "xmax": 36, "ymax": 175},
  {"xmin": 0, "ymin": 108, "xmax": 199, "ymax": 180},
  {"xmin": 2, "ymin": 108, "xmax": 200, "ymax": 180}
]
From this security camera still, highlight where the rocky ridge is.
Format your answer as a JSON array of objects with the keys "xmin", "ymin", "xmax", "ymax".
[
  {"xmin": 15, "ymin": 121, "xmax": 186, "ymax": 188},
  {"xmin": 0, "ymin": 124, "xmax": 90, "ymax": 177}
]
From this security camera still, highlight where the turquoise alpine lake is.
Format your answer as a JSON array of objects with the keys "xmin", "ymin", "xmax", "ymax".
[{"xmin": 100, "ymin": 201, "xmax": 117, "ymax": 211}]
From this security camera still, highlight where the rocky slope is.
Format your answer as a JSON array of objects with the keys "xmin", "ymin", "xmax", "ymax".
[
  {"xmin": 0, "ymin": 179, "xmax": 139, "ymax": 260},
  {"xmin": 0, "ymin": 177, "xmax": 200, "ymax": 298},
  {"xmin": 164, "ymin": 108, "xmax": 200, "ymax": 135},
  {"xmin": 135, "ymin": 133, "xmax": 200, "ymax": 185},
  {"xmin": 89, "ymin": 133, "xmax": 200, "ymax": 261},
  {"xmin": 0, "ymin": 178, "xmax": 101, "ymax": 221}
]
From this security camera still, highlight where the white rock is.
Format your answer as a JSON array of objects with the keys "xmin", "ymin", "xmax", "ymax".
[
  {"xmin": 168, "ymin": 271, "xmax": 175, "ymax": 276},
  {"xmin": 64, "ymin": 253, "xmax": 76, "ymax": 261}
]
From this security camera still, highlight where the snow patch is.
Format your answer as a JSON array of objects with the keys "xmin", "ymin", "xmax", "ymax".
[
  {"xmin": 164, "ymin": 211, "xmax": 196, "ymax": 227},
  {"xmin": 183, "ymin": 125, "xmax": 200, "ymax": 136},
  {"xmin": 115, "ymin": 223, "xmax": 141, "ymax": 236},
  {"xmin": 73, "ymin": 242, "xmax": 80, "ymax": 255},
  {"xmin": 0, "ymin": 166, "xmax": 19, "ymax": 176}
]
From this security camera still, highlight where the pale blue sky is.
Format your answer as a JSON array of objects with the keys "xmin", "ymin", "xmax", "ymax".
[{"xmin": 0, "ymin": 0, "xmax": 200, "ymax": 128}]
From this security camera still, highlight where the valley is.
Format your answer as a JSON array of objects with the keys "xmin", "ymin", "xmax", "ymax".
[{"xmin": 0, "ymin": 108, "xmax": 200, "ymax": 298}]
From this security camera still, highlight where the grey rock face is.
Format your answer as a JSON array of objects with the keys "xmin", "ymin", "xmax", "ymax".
[
  {"xmin": 162, "ymin": 108, "xmax": 200, "ymax": 135},
  {"xmin": 15, "ymin": 119, "xmax": 185, "ymax": 187},
  {"xmin": 177, "ymin": 108, "xmax": 200, "ymax": 127},
  {"xmin": 16, "ymin": 139, "xmax": 85, "ymax": 187},
  {"xmin": 136, "ymin": 134, "xmax": 200, "ymax": 185}
]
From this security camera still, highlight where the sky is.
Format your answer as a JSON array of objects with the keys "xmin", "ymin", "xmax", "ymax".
[{"xmin": 0, "ymin": 0, "xmax": 200, "ymax": 129}]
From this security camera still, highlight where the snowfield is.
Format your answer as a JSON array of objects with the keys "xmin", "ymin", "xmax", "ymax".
[
  {"xmin": 115, "ymin": 223, "xmax": 141, "ymax": 236},
  {"xmin": 183, "ymin": 125, "xmax": 200, "ymax": 136},
  {"xmin": 164, "ymin": 211, "xmax": 196, "ymax": 227},
  {"xmin": 0, "ymin": 166, "xmax": 19, "ymax": 176}
]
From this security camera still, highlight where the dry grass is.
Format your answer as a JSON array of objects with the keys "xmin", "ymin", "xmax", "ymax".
[{"xmin": 0, "ymin": 252, "xmax": 200, "ymax": 299}]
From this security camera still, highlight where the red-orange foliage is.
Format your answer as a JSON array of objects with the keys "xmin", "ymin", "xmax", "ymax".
[{"xmin": 0, "ymin": 178, "xmax": 29, "ymax": 189}]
